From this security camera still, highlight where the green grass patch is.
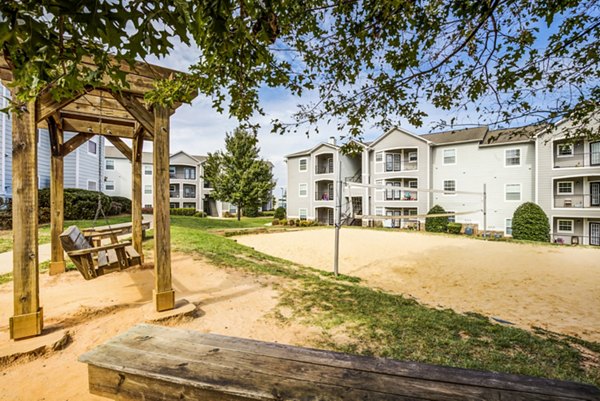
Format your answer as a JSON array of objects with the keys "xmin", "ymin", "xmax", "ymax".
[{"xmin": 163, "ymin": 216, "xmax": 600, "ymax": 387}]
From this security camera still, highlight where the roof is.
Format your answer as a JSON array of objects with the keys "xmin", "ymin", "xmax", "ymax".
[
  {"xmin": 481, "ymin": 125, "xmax": 544, "ymax": 146},
  {"xmin": 369, "ymin": 127, "xmax": 431, "ymax": 148},
  {"xmin": 421, "ymin": 126, "xmax": 488, "ymax": 145},
  {"xmin": 285, "ymin": 142, "xmax": 339, "ymax": 158}
]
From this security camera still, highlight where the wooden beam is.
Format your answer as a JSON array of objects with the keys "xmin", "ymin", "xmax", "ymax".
[
  {"xmin": 111, "ymin": 91, "xmax": 155, "ymax": 135},
  {"xmin": 47, "ymin": 116, "xmax": 62, "ymax": 157},
  {"xmin": 9, "ymin": 98, "xmax": 43, "ymax": 340},
  {"xmin": 36, "ymin": 89, "xmax": 88, "ymax": 123},
  {"xmin": 106, "ymin": 137, "xmax": 132, "ymax": 161},
  {"xmin": 61, "ymin": 133, "xmax": 94, "ymax": 157},
  {"xmin": 131, "ymin": 133, "xmax": 144, "ymax": 259},
  {"xmin": 153, "ymin": 105, "xmax": 174, "ymax": 312},
  {"xmin": 49, "ymin": 122, "xmax": 65, "ymax": 275},
  {"xmin": 61, "ymin": 118, "xmax": 136, "ymax": 139}
]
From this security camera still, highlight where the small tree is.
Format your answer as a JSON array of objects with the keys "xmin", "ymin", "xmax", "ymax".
[
  {"xmin": 425, "ymin": 205, "xmax": 448, "ymax": 233},
  {"xmin": 204, "ymin": 128, "xmax": 275, "ymax": 221},
  {"xmin": 512, "ymin": 202, "xmax": 550, "ymax": 242},
  {"xmin": 274, "ymin": 207, "xmax": 286, "ymax": 220}
]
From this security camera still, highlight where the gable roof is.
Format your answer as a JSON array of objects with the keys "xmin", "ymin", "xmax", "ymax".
[
  {"xmin": 421, "ymin": 126, "xmax": 488, "ymax": 145},
  {"xmin": 285, "ymin": 142, "xmax": 339, "ymax": 158},
  {"xmin": 369, "ymin": 127, "xmax": 431, "ymax": 148}
]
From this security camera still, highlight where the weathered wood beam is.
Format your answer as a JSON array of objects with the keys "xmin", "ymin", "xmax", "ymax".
[
  {"xmin": 36, "ymin": 89, "xmax": 89, "ymax": 123},
  {"xmin": 9, "ymin": 98, "xmax": 43, "ymax": 340},
  {"xmin": 153, "ymin": 105, "xmax": 174, "ymax": 312},
  {"xmin": 106, "ymin": 137, "xmax": 132, "ymax": 161},
  {"xmin": 131, "ymin": 133, "xmax": 144, "ymax": 259},
  {"xmin": 63, "ymin": 97, "xmax": 133, "ymax": 120},
  {"xmin": 61, "ymin": 118, "xmax": 136, "ymax": 139},
  {"xmin": 61, "ymin": 133, "xmax": 94, "ymax": 157},
  {"xmin": 111, "ymin": 91, "xmax": 155, "ymax": 135},
  {"xmin": 49, "ymin": 121, "xmax": 65, "ymax": 275}
]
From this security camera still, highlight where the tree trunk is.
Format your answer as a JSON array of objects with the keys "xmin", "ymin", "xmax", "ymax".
[{"xmin": 237, "ymin": 205, "xmax": 241, "ymax": 221}]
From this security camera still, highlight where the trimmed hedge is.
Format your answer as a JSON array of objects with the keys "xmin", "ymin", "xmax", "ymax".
[
  {"xmin": 39, "ymin": 188, "xmax": 112, "ymax": 220},
  {"xmin": 170, "ymin": 208, "xmax": 196, "ymax": 216},
  {"xmin": 511, "ymin": 202, "xmax": 550, "ymax": 242},
  {"xmin": 274, "ymin": 207, "xmax": 286, "ymax": 220},
  {"xmin": 110, "ymin": 196, "xmax": 132, "ymax": 215},
  {"xmin": 447, "ymin": 222, "xmax": 462, "ymax": 234},
  {"xmin": 0, "ymin": 207, "xmax": 51, "ymax": 230},
  {"xmin": 425, "ymin": 205, "xmax": 448, "ymax": 233}
]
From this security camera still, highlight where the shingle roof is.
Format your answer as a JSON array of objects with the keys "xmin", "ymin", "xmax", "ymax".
[
  {"xmin": 421, "ymin": 126, "xmax": 488, "ymax": 145},
  {"xmin": 481, "ymin": 125, "xmax": 546, "ymax": 146}
]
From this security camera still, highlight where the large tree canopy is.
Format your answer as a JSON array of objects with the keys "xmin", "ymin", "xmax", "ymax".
[{"xmin": 1, "ymin": 1, "xmax": 598, "ymax": 138}]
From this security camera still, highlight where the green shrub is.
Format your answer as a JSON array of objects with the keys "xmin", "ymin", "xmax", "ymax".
[
  {"xmin": 170, "ymin": 208, "xmax": 196, "ymax": 216},
  {"xmin": 272, "ymin": 218, "xmax": 280, "ymax": 226},
  {"xmin": 39, "ymin": 188, "xmax": 111, "ymax": 220},
  {"xmin": 194, "ymin": 211, "xmax": 206, "ymax": 218},
  {"xmin": 274, "ymin": 207, "xmax": 286, "ymax": 220},
  {"xmin": 223, "ymin": 211, "xmax": 234, "ymax": 218},
  {"xmin": 511, "ymin": 202, "xmax": 550, "ymax": 242},
  {"xmin": 141, "ymin": 206, "xmax": 153, "ymax": 214},
  {"xmin": 262, "ymin": 210, "xmax": 275, "ymax": 216},
  {"xmin": 244, "ymin": 207, "xmax": 260, "ymax": 217},
  {"xmin": 0, "ymin": 207, "xmax": 51, "ymax": 230},
  {"xmin": 425, "ymin": 205, "xmax": 448, "ymax": 233},
  {"xmin": 279, "ymin": 218, "xmax": 287, "ymax": 226},
  {"xmin": 110, "ymin": 196, "xmax": 132, "ymax": 214},
  {"xmin": 447, "ymin": 222, "xmax": 462, "ymax": 234}
]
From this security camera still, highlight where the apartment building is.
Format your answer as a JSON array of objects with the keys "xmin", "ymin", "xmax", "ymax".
[
  {"xmin": 285, "ymin": 121, "xmax": 600, "ymax": 245},
  {"xmin": 1, "ymin": 84, "xmax": 105, "ymax": 201}
]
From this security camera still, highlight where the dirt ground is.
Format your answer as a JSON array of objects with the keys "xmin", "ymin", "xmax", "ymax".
[
  {"xmin": 236, "ymin": 228, "xmax": 600, "ymax": 341},
  {"xmin": 0, "ymin": 253, "xmax": 319, "ymax": 401}
]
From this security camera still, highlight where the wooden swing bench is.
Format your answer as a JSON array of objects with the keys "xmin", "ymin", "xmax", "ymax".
[
  {"xmin": 60, "ymin": 225, "xmax": 142, "ymax": 280},
  {"xmin": 79, "ymin": 324, "xmax": 600, "ymax": 401}
]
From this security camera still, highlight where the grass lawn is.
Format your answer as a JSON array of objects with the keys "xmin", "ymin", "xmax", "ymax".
[{"xmin": 162, "ymin": 216, "xmax": 599, "ymax": 387}]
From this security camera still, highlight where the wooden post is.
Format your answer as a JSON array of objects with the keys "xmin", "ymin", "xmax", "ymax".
[
  {"xmin": 9, "ymin": 98, "xmax": 43, "ymax": 339},
  {"xmin": 132, "ymin": 131, "xmax": 144, "ymax": 259},
  {"xmin": 152, "ymin": 106, "xmax": 174, "ymax": 311},
  {"xmin": 49, "ymin": 120, "xmax": 65, "ymax": 275}
]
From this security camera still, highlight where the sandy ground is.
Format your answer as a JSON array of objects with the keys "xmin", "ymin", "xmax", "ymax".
[
  {"xmin": 236, "ymin": 228, "xmax": 600, "ymax": 341},
  {"xmin": 0, "ymin": 253, "xmax": 318, "ymax": 401}
]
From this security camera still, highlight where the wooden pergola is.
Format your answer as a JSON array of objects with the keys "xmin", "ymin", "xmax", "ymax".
[{"xmin": 0, "ymin": 56, "xmax": 196, "ymax": 340}]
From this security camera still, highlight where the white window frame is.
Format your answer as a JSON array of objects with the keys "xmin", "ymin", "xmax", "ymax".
[
  {"xmin": 505, "ymin": 218, "xmax": 513, "ymax": 236},
  {"xmin": 557, "ymin": 219, "xmax": 574, "ymax": 233},
  {"xmin": 408, "ymin": 180, "xmax": 418, "ymax": 189},
  {"xmin": 447, "ymin": 211, "xmax": 456, "ymax": 223},
  {"xmin": 144, "ymin": 165, "xmax": 152, "ymax": 175},
  {"xmin": 299, "ymin": 158, "xmax": 308, "ymax": 172},
  {"xmin": 299, "ymin": 208, "xmax": 307, "ymax": 220},
  {"xmin": 87, "ymin": 137, "xmax": 98, "ymax": 156},
  {"xmin": 105, "ymin": 159, "xmax": 115, "ymax": 170},
  {"xmin": 299, "ymin": 183, "xmax": 308, "ymax": 197},
  {"xmin": 104, "ymin": 180, "xmax": 115, "ymax": 191},
  {"xmin": 443, "ymin": 148, "xmax": 456, "ymax": 165},
  {"xmin": 504, "ymin": 148, "xmax": 521, "ymax": 167},
  {"xmin": 375, "ymin": 152, "xmax": 383, "ymax": 163},
  {"xmin": 443, "ymin": 180, "xmax": 456, "ymax": 195},
  {"xmin": 144, "ymin": 185, "xmax": 152, "ymax": 194},
  {"xmin": 556, "ymin": 181, "xmax": 574, "ymax": 195},
  {"xmin": 144, "ymin": 204, "xmax": 152, "ymax": 208},
  {"xmin": 505, "ymin": 183, "xmax": 521, "ymax": 202},
  {"xmin": 87, "ymin": 180, "xmax": 97, "ymax": 191},
  {"xmin": 408, "ymin": 151, "xmax": 418, "ymax": 163},
  {"xmin": 557, "ymin": 143, "xmax": 574, "ymax": 158}
]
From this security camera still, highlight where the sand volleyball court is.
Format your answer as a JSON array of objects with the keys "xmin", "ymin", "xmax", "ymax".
[{"xmin": 235, "ymin": 228, "xmax": 600, "ymax": 341}]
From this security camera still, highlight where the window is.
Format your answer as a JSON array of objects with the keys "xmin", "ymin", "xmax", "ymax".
[
  {"xmin": 87, "ymin": 180, "xmax": 97, "ymax": 191},
  {"xmin": 447, "ymin": 211, "xmax": 456, "ymax": 223},
  {"xmin": 87, "ymin": 139, "xmax": 97, "ymax": 155},
  {"xmin": 591, "ymin": 142, "xmax": 600, "ymax": 166},
  {"xmin": 184, "ymin": 167, "xmax": 196, "ymax": 180},
  {"xmin": 105, "ymin": 159, "xmax": 114, "ymax": 170},
  {"xmin": 299, "ymin": 183, "xmax": 308, "ymax": 197},
  {"xmin": 169, "ymin": 166, "xmax": 176, "ymax": 178},
  {"xmin": 557, "ymin": 219, "xmax": 574, "ymax": 233},
  {"xmin": 505, "ymin": 184, "xmax": 521, "ymax": 201},
  {"xmin": 557, "ymin": 181, "xmax": 574, "ymax": 194},
  {"xmin": 144, "ymin": 204, "xmax": 152, "ymax": 208},
  {"xmin": 505, "ymin": 149, "xmax": 521, "ymax": 166},
  {"xmin": 144, "ymin": 185, "xmax": 152, "ymax": 194},
  {"xmin": 105, "ymin": 180, "xmax": 115, "ymax": 191},
  {"xmin": 443, "ymin": 180, "xmax": 456, "ymax": 195},
  {"xmin": 183, "ymin": 202, "xmax": 196, "ymax": 209},
  {"xmin": 557, "ymin": 143, "xmax": 573, "ymax": 157},
  {"xmin": 299, "ymin": 158, "xmax": 308, "ymax": 172},
  {"xmin": 443, "ymin": 149, "xmax": 456, "ymax": 165},
  {"xmin": 229, "ymin": 205, "xmax": 238, "ymax": 213},
  {"xmin": 144, "ymin": 165, "xmax": 152, "ymax": 175},
  {"xmin": 375, "ymin": 207, "xmax": 384, "ymax": 216},
  {"xmin": 375, "ymin": 152, "xmax": 383, "ymax": 162},
  {"xmin": 385, "ymin": 181, "xmax": 401, "ymax": 200},
  {"xmin": 299, "ymin": 208, "xmax": 308, "ymax": 220},
  {"xmin": 385, "ymin": 153, "xmax": 401, "ymax": 172},
  {"xmin": 505, "ymin": 219, "xmax": 513, "ymax": 236},
  {"xmin": 408, "ymin": 180, "xmax": 418, "ymax": 189},
  {"xmin": 170, "ymin": 202, "xmax": 179, "ymax": 209},
  {"xmin": 408, "ymin": 152, "xmax": 418, "ymax": 163}
]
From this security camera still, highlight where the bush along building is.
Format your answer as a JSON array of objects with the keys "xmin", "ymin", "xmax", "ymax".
[
  {"xmin": 0, "ymin": 83, "xmax": 105, "ymax": 203},
  {"xmin": 285, "ymin": 120, "xmax": 600, "ymax": 246},
  {"xmin": 104, "ymin": 148, "xmax": 274, "ymax": 216}
]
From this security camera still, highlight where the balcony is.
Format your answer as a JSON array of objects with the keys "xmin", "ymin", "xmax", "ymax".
[
  {"xmin": 169, "ymin": 165, "xmax": 197, "ymax": 180},
  {"xmin": 383, "ymin": 150, "xmax": 418, "ymax": 173},
  {"xmin": 553, "ymin": 152, "xmax": 600, "ymax": 168},
  {"xmin": 315, "ymin": 153, "xmax": 334, "ymax": 175},
  {"xmin": 169, "ymin": 192, "xmax": 180, "ymax": 199},
  {"xmin": 315, "ymin": 191, "xmax": 334, "ymax": 201},
  {"xmin": 384, "ymin": 189, "xmax": 418, "ymax": 201},
  {"xmin": 554, "ymin": 194, "xmax": 600, "ymax": 208}
]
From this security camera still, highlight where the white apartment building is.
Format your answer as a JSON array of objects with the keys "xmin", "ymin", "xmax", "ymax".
[{"xmin": 286, "ymin": 122, "xmax": 600, "ymax": 246}]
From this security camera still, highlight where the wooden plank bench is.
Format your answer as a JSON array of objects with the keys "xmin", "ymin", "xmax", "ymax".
[
  {"xmin": 82, "ymin": 220, "xmax": 151, "ymax": 243},
  {"xmin": 79, "ymin": 324, "xmax": 600, "ymax": 401}
]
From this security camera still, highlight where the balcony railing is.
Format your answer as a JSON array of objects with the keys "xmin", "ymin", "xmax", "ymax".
[
  {"xmin": 315, "ymin": 191, "xmax": 334, "ymax": 201},
  {"xmin": 315, "ymin": 165, "xmax": 334, "ymax": 174},
  {"xmin": 553, "ymin": 152, "xmax": 600, "ymax": 168},
  {"xmin": 384, "ymin": 189, "xmax": 418, "ymax": 201},
  {"xmin": 553, "ymin": 194, "xmax": 600, "ymax": 208},
  {"xmin": 384, "ymin": 162, "xmax": 418, "ymax": 172}
]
